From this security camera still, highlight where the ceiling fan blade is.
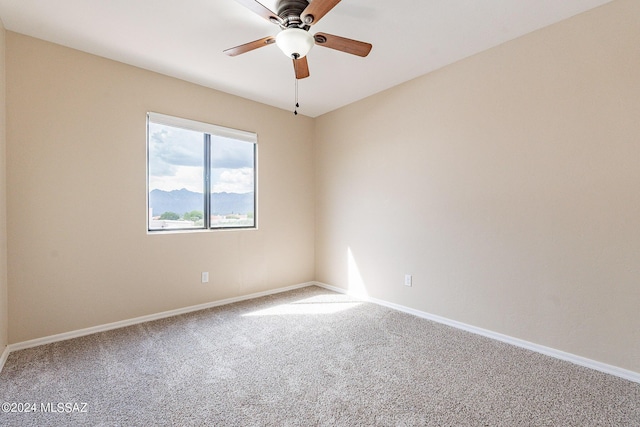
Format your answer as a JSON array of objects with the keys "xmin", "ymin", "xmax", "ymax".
[
  {"xmin": 235, "ymin": 0, "xmax": 283, "ymax": 25},
  {"xmin": 301, "ymin": 0, "xmax": 341, "ymax": 25},
  {"xmin": 313, "ymin": 32, "xmax": 372, "ymax": 57},
  {"xmin": 293, "ymin": 56, "xmax": 310, "ymax": 79},
  {"xmin": 223, "ymin": 36, "xmax": 276, "ymax": 56}
]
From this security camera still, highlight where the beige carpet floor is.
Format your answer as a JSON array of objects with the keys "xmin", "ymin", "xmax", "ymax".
[{"xmin": 0, "ymin": 285, "xmax": 639, "ymax": 426}]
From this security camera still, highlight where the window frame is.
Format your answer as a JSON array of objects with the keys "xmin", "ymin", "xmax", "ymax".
[{"xmin": 146, "ymin": 112, "xmax": 258, "ymax": 233}]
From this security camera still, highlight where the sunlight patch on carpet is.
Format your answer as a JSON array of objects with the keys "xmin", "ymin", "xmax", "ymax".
[{"xmin": 243, "ymin": 295, "xmax": 362, "ymax": 316}]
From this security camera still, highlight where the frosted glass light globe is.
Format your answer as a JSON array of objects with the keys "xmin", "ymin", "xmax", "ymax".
[{"xmin": 276, "ymin": 28, "xmax": 314, "ymax": 58}]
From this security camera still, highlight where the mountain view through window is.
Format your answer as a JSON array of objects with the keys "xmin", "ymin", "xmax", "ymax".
[{"xmin": 147, "ymin": 114, "xmax": 256, "ymax": 231}]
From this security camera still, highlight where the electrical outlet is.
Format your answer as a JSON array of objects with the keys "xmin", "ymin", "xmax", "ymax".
[
  {"xmin": 404, "ymin": 274, "xmax": 412, "ymax": 287},
  {"xmin": 201, "ymin": 272, "xmax": 209, "ymax": 283}
]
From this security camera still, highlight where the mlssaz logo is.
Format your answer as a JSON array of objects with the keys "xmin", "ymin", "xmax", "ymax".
[{"xmin": 41, "ymin": 402, "xmax": 88, "ymax": 413}]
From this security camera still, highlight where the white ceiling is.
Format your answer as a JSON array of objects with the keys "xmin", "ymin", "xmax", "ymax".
[{"xmin": 0, "ymin": 0, "xmax": 612, "ymax": 117}]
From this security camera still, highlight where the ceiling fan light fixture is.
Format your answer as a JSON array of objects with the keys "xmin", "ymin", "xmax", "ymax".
[{"xmin": 275, "ymin": 28, "xmax": 314, "ymax": 59}]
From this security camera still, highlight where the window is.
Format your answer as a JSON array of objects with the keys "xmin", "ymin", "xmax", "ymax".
[{"xmin": 147, "ymin": 113, "xmax": 256, "ymax": 231}]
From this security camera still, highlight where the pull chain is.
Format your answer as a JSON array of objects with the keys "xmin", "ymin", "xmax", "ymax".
[{"xmin": 294, "ymin": 77, "xmax": 299, "ymax": 116}]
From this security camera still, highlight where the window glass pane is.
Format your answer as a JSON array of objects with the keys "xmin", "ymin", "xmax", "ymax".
[
  {"xmin": 210, "ymin": 135, "xmax": 255, "ymax": 228},
  {"xmin": 148, "ymin": 123, "xmax": 205, "ymax": 230}
]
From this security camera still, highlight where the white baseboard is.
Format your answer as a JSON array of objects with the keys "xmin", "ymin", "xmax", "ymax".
[
  {"xmin": 0, "ymin": 345, "xmax": 9, "ymax": 374},
  {"xmin": 5, "ymin": 281, "xmax": 314, "ymax": 356},
  {"xmin": 313, "ymin": 281, "xmax": 640, "ymax": 384},
  {"xmin": 4, "ymin": 280, "xmax": 638, "ymax": 385}
]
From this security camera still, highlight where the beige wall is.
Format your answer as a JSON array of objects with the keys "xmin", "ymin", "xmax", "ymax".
[
  {"xmin": 315, "ymin": 0, "xmax": 640, "ymax": 373},
  {"xmin": 0, "ymin": 19, "xmax": 7, "ymax": 353},
  {"xmin": 6, "ymin": 33, "xmax": 315, "ymax": 343}
]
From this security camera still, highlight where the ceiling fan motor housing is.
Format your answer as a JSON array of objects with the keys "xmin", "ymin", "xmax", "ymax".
[{"xmin": 277, "ymin": 0, "xmax": 311, "ymax": 28}]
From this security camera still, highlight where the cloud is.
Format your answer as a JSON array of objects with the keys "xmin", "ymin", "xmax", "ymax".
[
  {"xmin": 212, "ymin": 168, "xmax": 254, "ymax": 194},
  {"xmin": 149, "ymin": 124, "xmax": 203, "ymax": 174},
  {"xmin": 148, "ymin": 123, "xmax": 255, "ymax": 194},
  {"xmin": 149, "ymin": 165, "xmax": 204, "ymax": 193},
  {"xmin": 211, "ymin": 136, "xmax": 254, "ymax": 169}
]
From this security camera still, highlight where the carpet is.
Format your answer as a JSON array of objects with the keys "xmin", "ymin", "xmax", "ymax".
[{"xmin": 1, "ymin": 286, "xmax": 639, "ymax": 426}]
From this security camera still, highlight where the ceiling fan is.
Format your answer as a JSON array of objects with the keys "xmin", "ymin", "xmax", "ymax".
[{"xmin": 224, "ymin": 0, "xmax": 373, "ymax": 79}]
